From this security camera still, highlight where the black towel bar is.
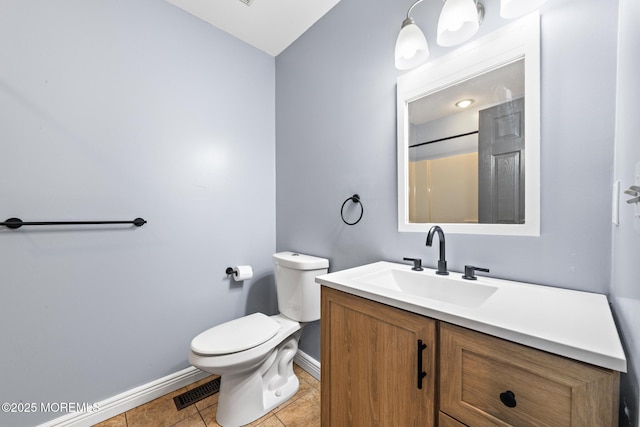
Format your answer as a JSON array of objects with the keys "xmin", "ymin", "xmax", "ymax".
[{"xmin": 0, "ymin": 217, "xmax": 147, "ymax": 229}]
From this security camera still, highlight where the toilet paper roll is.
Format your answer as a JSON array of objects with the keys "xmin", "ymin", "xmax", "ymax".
[{"xmin": 233, "ymin": 265, "xmax": 253, "ymax": 281}]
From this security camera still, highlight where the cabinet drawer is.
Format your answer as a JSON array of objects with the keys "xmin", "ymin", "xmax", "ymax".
[
  {"xmin": 439, "ymin": 412, "xmax": 467, "ymax": 427},
  {"xmin": 440, "ymin": 323, "xmax": 619, "ymax": 427}
]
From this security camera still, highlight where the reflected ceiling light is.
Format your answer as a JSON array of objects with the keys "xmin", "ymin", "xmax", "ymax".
[
  {"xmin": 437, "ymin": 0, "xmax": 485, "ymax": 47},
  {"xmin": 500, "ymin": 0, "xmax": 549, "ymax": 19},
  {"xmin": 395, "ymin": 0, "xmax": 430, "ymax": 70},
  {"xmin": 455, "ymin": 99, "xmax": 474, "ymax": 108}
]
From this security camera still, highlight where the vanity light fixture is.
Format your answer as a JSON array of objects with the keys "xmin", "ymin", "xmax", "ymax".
[
  {"xmin": 455, "ymin": 98, "xmax": 474, "ymax": 108},
  {"xmin": 395, "ymin": 0, "xmax": 430, "ymax": 70},
  {"xmin": 395, "ymin": 0, "xmax": 547, "ymax": 71},
  {"xmin": 437, "ymin": 0, "xmax": 484, "ymax": 47},
  {"xmin": 395, "ymin": 0, "xmax": 484, "ymax": 70},
  {"xmin": 500, "ymin": 0, "xmax": 549, "ymax": 19}
]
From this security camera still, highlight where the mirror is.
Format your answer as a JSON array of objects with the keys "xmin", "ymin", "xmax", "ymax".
[
  {"xmin": 397, "ymin": 14, "xmax": 540, "ymax": 235},
  {"xmin": 408, "ymin": 59, "xmax": 524, "ymax": 224}
]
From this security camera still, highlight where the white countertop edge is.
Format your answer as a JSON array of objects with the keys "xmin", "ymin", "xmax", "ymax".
[{"xmin": 318, "ymin": 276, "xmax": 627, "ymax": 373}]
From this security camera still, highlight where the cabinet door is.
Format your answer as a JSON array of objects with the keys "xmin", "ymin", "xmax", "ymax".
[
  {"xmin": 440, "ymin": 323, "xmax": 620, "ymax": 427},
  {"xmin": 321, "ymin": 287, "xmax": 436, "ymax": 427}
]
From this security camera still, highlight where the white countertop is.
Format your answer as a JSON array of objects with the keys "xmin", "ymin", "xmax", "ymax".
[{"xmin": 316, "ymin": 261, "xmax": 627, "ymax": 372}]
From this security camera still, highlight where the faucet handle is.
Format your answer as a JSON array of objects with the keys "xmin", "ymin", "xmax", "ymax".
[
  {"xmin": 403, "ymin": 257, "xmax": 423, "ymax": 271},
  {"xmin": 463, "ymin": 265, "xmax": 490, "ymax": 280}
]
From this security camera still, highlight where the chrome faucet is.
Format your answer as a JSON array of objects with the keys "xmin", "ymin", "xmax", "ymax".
[{"xmin": 426, "ymin": 225, "xmax": 448, "ymax": 275}]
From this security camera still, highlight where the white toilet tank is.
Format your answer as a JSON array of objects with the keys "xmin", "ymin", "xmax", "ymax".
[{"xmin": 273, "ymin": 251, "xmax": 329, "ymax": 322}]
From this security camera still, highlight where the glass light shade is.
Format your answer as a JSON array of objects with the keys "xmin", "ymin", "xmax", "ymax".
[
  {"xmin": 437, "ymin": 0, "xmax": 480, "ymax": 47},
  {"xmin": 395, "ymin": 20, "xmax": 430, "ymax": 70},
  {"xmin": 500, "ymin": 0, "xmax": 548, "ymax": 19}
]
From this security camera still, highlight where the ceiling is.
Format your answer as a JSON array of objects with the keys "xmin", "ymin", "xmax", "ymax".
[
  {"xmin": 165, "ymin": 0, "xmax": 341, "ymax": 56},
  {"xmin": 409, "ymin": 59, "xmax": 525, "ymax": 125}
]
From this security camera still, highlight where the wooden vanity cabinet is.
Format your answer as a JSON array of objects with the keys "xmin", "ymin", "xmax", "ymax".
[
  {"xmin": 321, "ymin": 288, "xmax": 621, "ymax": 427},
  {"xmin": 321, "ymin": 287, "xmax": 437, "ymax": 426},
  {"xmin": 440, "ymin": 323, "xmax": 620, "ymax": 427}
]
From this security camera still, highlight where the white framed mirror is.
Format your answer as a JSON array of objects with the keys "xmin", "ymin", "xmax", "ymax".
[{"xmin": 397, "ymin": 14, "xmax": 540, "ymax": 236}]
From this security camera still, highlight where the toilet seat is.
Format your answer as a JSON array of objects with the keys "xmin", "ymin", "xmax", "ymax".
[
  {"xmin": 189, "ymin": 314, "xmax": 301, "ymax": 375},
  {"xmin": 191, "ymin": 313, "xmax": 281, "ymax": 356}
]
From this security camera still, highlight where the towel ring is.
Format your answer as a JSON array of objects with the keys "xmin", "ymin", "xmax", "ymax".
[{"xmin": 341, "ymin": 194, "xmax": 364, "ymax": 225}]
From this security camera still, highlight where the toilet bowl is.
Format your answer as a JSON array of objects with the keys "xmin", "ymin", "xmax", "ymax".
[
  {"xmin": 188, "ymin": 252, "xmax": 328, "ymax": 426},
  {"xmin": 188, "ymin": 313, "xmax": 301, "ymax": 426}
]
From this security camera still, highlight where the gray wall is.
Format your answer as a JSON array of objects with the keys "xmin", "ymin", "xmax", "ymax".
[
  {"xmin": 276, "ymin": 0, "xmax": 620, "ymax": 381},
  {"xmin": 0, "ymin": 1, "xmax": 276, "ymax": 426},
  {"xmin": 611, "ymin": 0, "xmax": 640, "ymax": 424}
]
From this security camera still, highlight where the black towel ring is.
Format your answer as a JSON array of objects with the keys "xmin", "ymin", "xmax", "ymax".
[{"xmin": 341, "ymin": 194, "xmax": 364, "ymax": 225}]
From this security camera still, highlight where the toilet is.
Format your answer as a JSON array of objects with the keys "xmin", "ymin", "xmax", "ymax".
[{"xmin": 188, "ymin": 251, "xmax": 329, "ymax": 426}]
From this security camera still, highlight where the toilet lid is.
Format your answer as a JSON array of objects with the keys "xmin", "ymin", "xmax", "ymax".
[{"xmin": 191, "ymin": 313, "xmax": 280, "ymax": 356}]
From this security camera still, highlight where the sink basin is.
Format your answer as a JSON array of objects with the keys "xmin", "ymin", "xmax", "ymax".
[{"xmin": 352, "ymin": 268, "xmax": 497, "ymax": 308}]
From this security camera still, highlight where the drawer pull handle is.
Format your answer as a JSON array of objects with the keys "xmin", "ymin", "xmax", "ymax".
[
  {"xmin": 500, "ymin": 390, "xmax": 517, "ymax": 408},
  {"xmin": 417, "ymin": 339, "xmax": 427, "ymax": 389}
]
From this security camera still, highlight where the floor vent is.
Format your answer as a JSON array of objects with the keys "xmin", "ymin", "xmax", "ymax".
[{"xmin": 173, "ymin": 377, "xmax": 221, "ymax": 411}]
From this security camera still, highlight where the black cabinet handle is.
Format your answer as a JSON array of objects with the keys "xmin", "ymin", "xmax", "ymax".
[
  {"xmin": 499, "ymin": 390, "xmax": 517, "ymax": 408},
  {"xmin": 417, "ymin": 339, "xmax": 427, "ymax": 389}
]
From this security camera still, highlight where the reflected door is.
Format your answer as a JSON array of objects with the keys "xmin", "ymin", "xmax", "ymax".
[{"xmin": 478, "ymin": 98, "xmax": 525, "ymax": 224}]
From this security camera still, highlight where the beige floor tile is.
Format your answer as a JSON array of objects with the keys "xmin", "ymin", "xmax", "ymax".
[
  {"xmin": 245, "ymin": 411, "xmax": 277, "ymax": 427},
  {"xmin": 198, "ymin": 403, "xmax": 221, "ymax": 427},
  {"xmin": 274, "ymin": 388, "xmax": 320, "ymax": 427},
  {"xmin": 92, "ymin": 413, "xmax": 127, "ymax": 427},
  {"xmin": 252, "ymin": 414, "xmax": 286, "ymax": 427},
  {"xmin": 173, "ymin": 411, "xmax": 207, "ymax": 427},
  {"xmin": 126, "ymin": 387, "xmax": 199, "ymax": 427}
]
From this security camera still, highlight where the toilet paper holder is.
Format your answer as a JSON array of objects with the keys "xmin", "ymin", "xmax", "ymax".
[{"xmin": 225, "ymin": 265, "xmax": 253, "ymax": 281}]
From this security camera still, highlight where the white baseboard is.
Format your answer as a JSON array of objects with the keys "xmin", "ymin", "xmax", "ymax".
[
  {"xmin": 294, "ymin": 349, "xmax": 321, "ymax": 381},
  {"xmin": 38, "ymin": 350, "xmax": 320, "ymax": 427},
  {"xmin": 37, "ymin": 367, "xmax": 209, "ymax": 427}
]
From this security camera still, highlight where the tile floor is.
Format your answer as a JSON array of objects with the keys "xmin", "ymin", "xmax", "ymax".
[{"xmin": 93, "ymin": 364, "xmax": 320, "ymax": 427}]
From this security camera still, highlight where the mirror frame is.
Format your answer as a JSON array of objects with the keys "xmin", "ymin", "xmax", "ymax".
[{"xmin": 397, "ymin": 14, "xmax": 540, "ymax": 236}]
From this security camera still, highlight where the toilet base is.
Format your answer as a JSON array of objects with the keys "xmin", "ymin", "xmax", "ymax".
[{"xmin": 215, "ymin": 333, "xmax": 300, "ymax": 426}]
